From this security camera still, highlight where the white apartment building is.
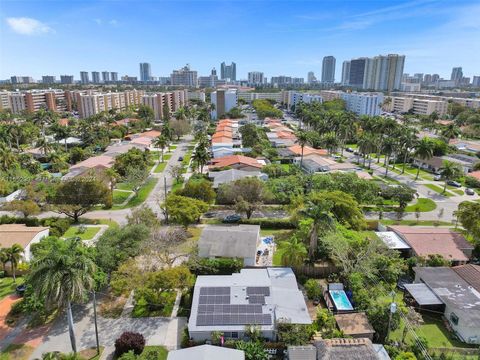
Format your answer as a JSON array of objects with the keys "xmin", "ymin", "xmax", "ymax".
[
  {"xmin": 238, "ymin": 92, "xmax": 283, "ymax": 103},
  {"xmin": 211, "ymin": 89, "xmax": 237, "ymax": 120},
  {"xmin": 384, "ymin": 96, "xmax": 448, "ymax": 115},
  {"xmin": 76, "ymin": 90, "xmax": 144, "ymax": 118},
  {"xmin": 282, "ymin": 91, "xmax": 323, "ymax": 110},
  {"xmin": 340, "ymin": 92, "xmax": 384, "ymax": 116},
  {"xmin": 170, "ymin": 64, "xmax": 198, "ymax": 87},
  {"xmin": 188, "ymin": 91, "xmax": 206, "ymax": 102},
  {"xmin": 319, "ymin": 90, "xmax": 343, "ymax": 101},
  {"xmin": 0, "ymin": 91, "xmax": 11, "ymax": 111},
  {"xmin": 248, "ymin": 71, "xmax": 265, "ymax": 85},
  {"xmin": 8, "ymin": 89, "xmax": 67, "ymax": 114},
  {"xmin": 401, "ymin": 83, "xmax": 421, "ymax": 92}
]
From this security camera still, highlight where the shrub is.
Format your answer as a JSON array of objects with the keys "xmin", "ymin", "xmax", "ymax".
[
  {"xmin": 42, "ymin": 217, "xmax": 72, "ymax": 237},
  {"xmin": 187, "ymin": 257, "xmax": 243, "ymax": 275},
  {"xmin": 465, "ymin": 176, "xmax": 480, "ymax": 188},
  {"xmin": 114, "ymin": 331, "xmax": 145, "ymax": 357},
  {"xmin": 118, "ymin": 350, "xmax": 137, "ymax": 360},
  {"xmin": 304, "ymin": 279, "xmax": 322, "ymax": 300},
  {"xmin": 238, "ymin": 217, "xmax": 296, "ymax": 229}
]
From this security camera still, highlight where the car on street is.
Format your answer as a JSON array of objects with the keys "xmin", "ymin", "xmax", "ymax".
[
  {"xmin": 222, "ymin": 214, "xmax": 241, "ymax": 223},
  {"xmin": 433, "ymin": 175, "xmax": 442, "ymax": 181},
  {"xmin": 178, "ymin": 156, "xmax": 184, "ymax": 162},
  {"xmin": 466, "ymin": 188, "xmax": 475, "ymax": 195},
  {"xmin": 346, "ymin": 147, "xmax": 354, "ymax": 153},
  {"xmin": 447, "ymin": 180, "xmax": 462, "ymax": 187}
]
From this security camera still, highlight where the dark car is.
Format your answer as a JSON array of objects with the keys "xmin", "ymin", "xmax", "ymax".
[
  {"xmin": 178, "ymin": 156, "xmax": 184, "ymax": 162},
  {"xmin": 447, "ymin": 180, "xmax": 462, "ymax": 188},
  {"xmin": 466, "ymin": 188, "xmax": 475, "ymax": 195},
  {"xmin": 16, "ymin": 284, "xmax": 26, "ymax": 297},
  {"xmin": 222, "ymin": 214, "xmax": 241, "ymax": 223},
  {"xmin": 203, "ymin": 211, "xmax": 216, "ymax": 218}
]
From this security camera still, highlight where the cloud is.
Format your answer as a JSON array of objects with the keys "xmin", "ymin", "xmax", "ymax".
[
  {"xmin": 94, "ymin": 18, "xmax": 102, "ymax": 25},
  {"xmin": 6, "ymin": 17, "xmax": 53, "ymax": 35},
  {"xmin": 108, "ymin": 19, "xmax": 118, "ymax": 26}
]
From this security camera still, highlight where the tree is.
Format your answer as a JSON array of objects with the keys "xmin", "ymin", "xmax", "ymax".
[
  {"xmin": 312, "ymin": 191, "xmax": 366, "ymax": 230},
  {"xmin": 176, "ymin": 178, "xmax": 216, "ymax": 203},
  {"xmin": 3, "ymin": 200, "xmax": 40, "ymax": 218},
  {"xmin": 191, "ymin": 145, "xmax": 210, "ymax": 173},
  {"xmin": 113, "ymin": 148, "xmax": 150, "ymax": 177},
  {"xmin": 95, "ymin": 224, "xmax": 150, "ymax": 273},
  {"xmin": 114, "ymin": 331, "xmax": 145, "ymax": 357},
  {"xmin": 0, "ymin": 144, "xmax": 18, "ymax": 171},
  {"xmin": 440, "ymin": 160, "xmax": 462, "ymax": 194},
  {"xmin": 169, "ymin": 164, "xmax": 184, "ymax": 184},
  {"xmin": 171, "ymin": 119, "xmax": 191, "ymax": 140},
  {"xmin": 126, "ymin": 205, "xmax": 160, "ymax": 228},
  {"xmin": 395, "ymin": 352, "xmax": 417, "ymax": 360},
  {"xmin": 154, "ymin": 135, "xmax": 169, "ymax": 162},
  {"xmin": 145, "ymin": 227, "xmax": 190, "ymax": 268},
  {"xmin": 50, "ymin": 177, "xmax": 111, "ymax": 222},
  {"xmin": 125, "ymin": 167, "xmax": 149, "ymax": 196},
  {"xmin": 455, "ymin": 201, "xmax": 480, "ymax": 241},
  {"xmin": 278, "ymin": 238, "xmax": 307, "ymax": 267},
  {"xmin": 295, "ymin": 130, "xmax": 309, "ymax": 168},
  {"xmin": 164, "ymin": 195, "xmax": 209, "ymax": 228},
  {"xmin": 235, "ymin": 341, "xmax": 268, "ymax": 360},
  {"xmin": 5, "ymin": 244, "xmax": 23, "ymax": 283},
  {"xmin": 29, "ymin": 238, "xmax": 96, "ymax": 353},
  {"xmin": 413, "ymin": 138, "xmax": 434, "ymax": 180},
  {"xmin": 239, "ymin": 123, "xmax": 261, "ymax": 148},
  {"xmin": 137, "ymin": 104, "xmax": 154, "ymax": 125}
]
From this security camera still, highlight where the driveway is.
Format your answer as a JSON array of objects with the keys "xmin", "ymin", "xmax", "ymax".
[{"xmin": 30, "ymin": 299, "xmax": 186, "ymax": 359}]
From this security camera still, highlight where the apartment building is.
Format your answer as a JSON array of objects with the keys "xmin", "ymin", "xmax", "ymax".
[
  {"xmin": 384, "ymin": 96, "xmax": 448, "ymax": 115},
  {"xmin": 60, "ymin": 75, "xmax": 74, "ymax": 84},
  {"xmin": 319, "ymin": 90, "xmax": 343, "ymax": 101},
  {"xmin": 282, "ymin": 91, "xmax": 323, "ymax": 110},
  {"xmin": 238, "ymin": 92, "xmax": 282, "ymax": 103},
  {"xmin": 0, "ymin": 91, "xmax": 11, "ymax": 111},
  {"xmin": 340, "ymin": 92, "xmax": 384, "ymax": 116},
  {"xmin": 211, "ymin": 89, "xmax": 237, "ymax": 120},
  {"xmin": 188, "ymin": 91, "xmax": 206, "ymax": 102},
  {"xmin": 9, "ymin": 89, "xmax": 67, "ymax": 113},
  {"xmin": 170, "ymin": 64, "xmax": 198, "ymax": 87},
  {"xmin": 142, "ymin": 90, "xmax": 188, "ymax": 121},
  {"xmin": 75, "ymin": 90, "xmax": 144, "ymax": 118},
  {"xmin": 248, "ymin": 71, "xmax": 264, "ymax": 85},
  {"xmin": 42, "ymin": 76, "xmax": 56, "ymax": 84},
  {"xmin": 321, "ymin": 56, "xmax": 336, "ymax": 83}
]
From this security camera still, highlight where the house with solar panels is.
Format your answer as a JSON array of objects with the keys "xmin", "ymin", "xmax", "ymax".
[{"xmin": 188, "ymin": 267, "xmax": 312, "ymax": 341}]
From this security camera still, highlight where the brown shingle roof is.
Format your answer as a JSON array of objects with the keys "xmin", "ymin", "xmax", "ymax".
[
  {"xmin": 389, "ymin": 226, "xmax": 473, "ymax": 262},
  {"xmin": 453, "ymin": 264, "xmax": 480, "ymax": 292},
  {"xmin": 0, "ymin": 224, "xmax": 49, "ymax": 248},
  {"xmin": 209, "ymin": 155, "xmax": 263, "ymax": 169},
  {"xmin": 315, "ymin": 338, "xmax": 379, "ymax": 360},
  {"xmin": 288, "ymin": 145, "xmax": 328, "ymax": 156}
]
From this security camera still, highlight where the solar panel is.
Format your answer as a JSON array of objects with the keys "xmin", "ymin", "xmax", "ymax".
[
  {"xmin": 246, "ymin": 287, "xmax": 270, "ymax": 296},
  {"xmin": 248, "ymin": 295, "xmax": 265, "ymax": 304}
]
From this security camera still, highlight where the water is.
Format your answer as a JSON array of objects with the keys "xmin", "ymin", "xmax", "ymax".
[{"xmin": 330, "ymin": 290, "xmax": 354, "ymax": 311}]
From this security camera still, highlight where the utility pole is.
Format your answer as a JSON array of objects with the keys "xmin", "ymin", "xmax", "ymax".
[
  {"xmin": 386, "ymin": 290, "xmax": 397, "ymax": 342},
  {"xmin": 92, "ymin": 290, "xmax": 100, "ymax": 355}
]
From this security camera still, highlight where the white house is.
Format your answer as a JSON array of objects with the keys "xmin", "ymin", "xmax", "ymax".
[{"xmin": 0, "ymin": 224, "xmax": 50, "ymax": 262}]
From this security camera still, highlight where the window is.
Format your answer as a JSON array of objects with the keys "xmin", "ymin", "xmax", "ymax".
[
  {"xmin": 231, "ymin": 332, "xmax": 239, "ymax": 339},
  {"xmin": 450, "ymin": 312, "xmax": 459, "ymax": 326}
]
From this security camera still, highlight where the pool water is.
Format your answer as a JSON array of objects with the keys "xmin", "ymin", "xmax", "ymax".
[{"xmin": 330, "ymin": 290, "xmax": 354, "ymax": 311}]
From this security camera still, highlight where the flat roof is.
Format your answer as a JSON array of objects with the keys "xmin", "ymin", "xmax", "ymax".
[
  {"xmin": 188, "ymin": 268, "xmax": 311, "ymax": 333},
  {"xmin": 404, "ymin": 283, "xmax": 443, "ymax": 306},
  {"xmin": 198, "ymin": 225, "xmax": 260, "ymax": 259},
  {"xmin": 376, "ymin": 231, "xmax": 411, "ymax": 250},
  {"xmin": 167, "ymin": 345, "xmax": 244, "ymax": 360},
  {"xmin": 334, "ymin": 312, "xmax": 375, "ymax": 336}
]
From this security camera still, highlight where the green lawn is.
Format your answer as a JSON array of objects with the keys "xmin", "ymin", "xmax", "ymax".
[
  {"xmin": 262, "ymin": 228, "xmax": 294, "ymax": 266},
  {"xmin": 63, "ymin": 226, "xmax": 101, "ymax": 240},
  {"xmin": 0, "ymin": 276, "xmax": 24, "ymax": 300},
  {"xmin": 0, "ymin": 344, "xmax": 35, "ymax": 360},
  {"xmin": 112, "ymin": 178, "xmax": 158, "ymax": 209},
  {"xmin": 115, "ymin": 182, "xmax": 133, "ymax": 191},
  {"xmin": 405, "ymin": 198, "xmax": 437, "ymax": 212},
  {"xmin": 169, "ymin": 145, "xmax": 177, "ymax": 150},
  {"xmin": 170, "ymin": 181, "xmax": 184, "ymax": 193},
  {"xmin": 391, "ymin": 314, "xmax": 474, "ymax": 349},
  {"xmin": 424, "ymin": 183, "xmax": 454, "ymax": 197},
  {"xmin": 112, "ymin": 190, "xmax": 132, "ymax": 204},
  {"xmin": 154, "ymin": 162, "xmax": 168, "ymax": 173}
]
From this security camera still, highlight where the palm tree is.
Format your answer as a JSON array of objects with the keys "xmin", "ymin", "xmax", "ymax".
[
  {"xmin": 441, "ymin": 124, "xmax": 461, "ymax": 140},
  {"xmin": 300, "ymin": 200, "xmax": 334, "ymax": 260},
  {"xmin": 382, "ymin": 138, "xmax": 396, "ymax": 178},
  {"xmin": 413, "ymin": 138, "xmax": 434, "ymax": 180},
  {"xmin": 0, "ymin": 249, "xmax": 8, "ymax": 274},
  {"xmin": 154, "ymin": 135, "xmax": 169, "ymax": 162},
  {"xmin": 5, "ymin": 244, "xmax": 23, "ymax": 283},
  {"xmin": 174, "ymin": 107, "xmax": 187, "ymax": 121},
  {"xmin": 29, "ymin": 239, "xmax": 96, "ymax": 354},
  {"xmin": 399, "ymin": 128, "xmax": 418, "ymax": 174},
  {"xmin": 440, "ymin": 160, "xmax": 462, "ymax": 194},
  {"xmin": 279, "ymin": 238, "xmax": 307, "ymax": 267},
  {"xmin": 0, "ymin": 145, "xmax": 18, "ymax": 171},
  {"xmin": 321, "ymin": 131, "xmax": 339, "ymax": 155},
  {"xmin": 36, "ymin": 137, "xmax": 53, "ymax": 156},
  {"xmin": 295, "ymin": 130, "xmax": 309, "ymax": 168},
  {"xmin": 357, "ymin": 132, "xmax": 375, "ymax": 168},
  {"xmin": 192, "ymin": 145, "xmax": 210, "ymax": 173}
]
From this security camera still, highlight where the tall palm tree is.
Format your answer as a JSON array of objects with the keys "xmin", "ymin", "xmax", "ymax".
[
  {"xmin": 5, "ymin": 244, "xmax": 23, "ymax": 283},
  {"xmin": 279, "ymin": 238, "xmax": 307, "ymax": 267},
  {"xmin": 440, "ymin": 161, "xmax": 462, "ymax": 194},
  {"xmin": 0, "ymin": 145, "xmax": 18, "ymax": 171},
  {"xmin": 29, "ymin": 239, "xmax": 96, "ymax": 354},
  {"xmin": 192, "ymin": 145, "xmax": 210, "ymax": 173},
  {"xmin": 300, "ymin": 200, "xmax": 334, "ymax": 260},
  {"xmin": 441, "ymin": 124, "xmax": 461, "ymax": 141},
  {"xmin": 0, "ymin": 249, "xmax": 8, "ymax": 274},
  {"xmin": 399, "ymin": 128, "xmax": 418, "ymax": 174},
  {"xmin": 295, "ymin": 130, "xmax": 309, "ymax": 168},
  {"xmin": 357, "ymin": 132, "xmax": 375, "ymax": 168},
  {"xmin": 413, "ymin": 138, "xmax": 434, "ymax": 180},
  {"xmin": 36, "ymin": 137, "xmax": 53, "ymax": 156},
  {"xmin": 174, "ymin": 107, "xmax": 187, "ymax": 121},
  {"xmin": 382, "ymin": 137, "xmax": 396, "ymax": 178},
  {"xmin": 154, "ymin": 135, "xmax": 169, "ymax": 162}
]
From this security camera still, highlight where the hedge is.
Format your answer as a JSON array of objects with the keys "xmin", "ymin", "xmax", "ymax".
[{"xmin": 238, "ymin": 217, "xmax": 296, "ymax": 229}]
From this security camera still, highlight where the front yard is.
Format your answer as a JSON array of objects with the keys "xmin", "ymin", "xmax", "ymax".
[
  {"xmin": 63, "ymin": 226, "xmax": 101, "ymax": 241},
  {"xmin": 0, "ymin": 276, "xmax": 24, "ymax": 300}
]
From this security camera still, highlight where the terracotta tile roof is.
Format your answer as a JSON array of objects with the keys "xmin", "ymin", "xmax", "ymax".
[
  {"xmin": 212, "ymin": 137, "xmax": 233, "ymax": 144},
  {"xmin": 130, "ymin": 136, "xmax": 153, "ymax": 146},
  {"xmin": 70, "ymin": 155, "xmax": 115, "ymax": 170},
  {"xmin": 276, "ymin": 131, "xmax": 296, "ymax": 139},
  {"xmin": 114, "ymin": 118, "xmax": 139, "ymax": 126},
  {"xmin": 453, "ymin": 264, "xmax": 480, "ymax": 292},
  {"xmin": 58, "ymin": 118, "xmax": 69, "ymax": 126},
  {"xmin": 389, "ymin": 226, "xmax": 473, "ymax": 262},
  {"xmin": 334, "ymin": 312, "xmax": 375, "ymax": 336},
  {"xmin": 0, "ymin": 224, "xmax": 49, "ymax": 249},
  {"xmin": 136, "ymin": 130, "xmax": 161, "ymax": 139},
  {"xmin": 468, "ymin": 171, "xmax": 480, "ymax": 180},
  {"xmin": 288, "ymin": 145, "xmax": 328, "ymax": 156},
  {"xmin": 209, "ymin": 155, "xmax": 263, "ymax": 169},
  {"xmin": 212, "ymin": 131, "xmax": 233, "ymax": 138}
]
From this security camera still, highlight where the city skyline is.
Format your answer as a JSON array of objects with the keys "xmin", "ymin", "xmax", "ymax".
[{"xmin": 1, "ymin": 0, "xmax": 479, "ymax": 80}]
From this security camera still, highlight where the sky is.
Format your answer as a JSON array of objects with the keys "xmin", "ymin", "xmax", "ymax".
[{"xmin": 1, "ymin": 0, "xmax": 479, "ymax": 81}]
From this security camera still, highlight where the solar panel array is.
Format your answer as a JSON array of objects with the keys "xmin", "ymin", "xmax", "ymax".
[
  {"xmin": 246, "ymin": 287, "xmax": 270, "ymax": 305},
  {"xmin": 196, "ymin": 287, "xmax": 273, "ymax": 326}
]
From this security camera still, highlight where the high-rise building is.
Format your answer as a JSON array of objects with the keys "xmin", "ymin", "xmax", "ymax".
[
  {"xmin": 451, "ymin": 67, "xmax": 463, "ymax": 83},
  {"xmin": 220, "ymin": 62, "xmax": 236, "ymax": 81},
  {"xmin": 349, "ymin": 58, "xmax": 367, "ymax": 88},
  {"xmin": 340, "ymin": 92, "xmax": 384, "ymax": 116},
  {"xmin": 341, "ymin": 61, "xmax": 351, "ymax": 85},
  {"xmin": 431, "ymin": 74, "xmax": 440, "ymax": 83},
  {"xmin": 91, "ymin": 71, "xmax": 100, "ymax": 84},
  {"xmin": 248, "ymin": 71, "xmax": 265, "ymax": 85},
  {"xmin": 210, "ymin": 89, "xmax": 237, "ymax": 120},
  {"xmin": 307, "ymin": 71, "xmax": 317, "ymax": 84},
  {"xmin": 473, "ymin": 76, "xmax": 480, "ymax": 87},
  {"xmin": 170, "ymin": 64, "xmax": 198, "ymax": 87},
  {"xmin": 102, "ymin": 71, "xmax": 110, "ymax": 83},
  {"xmin": 198, "ymin": 68, "xmax": 218, "ymax": 88},
  {"xmin": 10, "ymin": 76, "xmax": 34, "ymax": 84},
  {"xmin": 9, "ymin": 89, "xmax": 66, "ymax": 113},
  {"xmin": 423, "ymin": 74, "xmax": 432, "ymax": 84},
  {"xmin": 42, "ymin": 76, "xmax": 56, "ymax": 84},
  {"xmin": 110, "ymin": 72, "xmax": 118, "ymax": 82},
  {"xmin": 321, "ymin": 56, "xmax": 336, "ymax": 83},
  {"xmin": 139, "ymin": 62, "xmax": 152, "ymax": 82},
  {"xmin": 80, "ymin": 71, "xmax": 89, "ymax": 84},
  {"xmin": 60, "ymin": 75, "xmax": 74, "ymax": 84}
]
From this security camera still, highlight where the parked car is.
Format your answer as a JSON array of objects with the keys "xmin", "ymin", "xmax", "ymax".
[
  {"xmin": 203, "ymin": 211, "xmax": 216, "ymax": 218},
  {"xmin": 346, "ymin": 147, "xmax": 354, "ymax": 153},
  {"xmin": 433, "ymin": 175, "xmax": 442, "ymax": 181},
  {"xmin": 16, "ymin": 284, "xmax": 26, "ymax": 297},
  {"xmin": 447, "ymin": 180, "xmax": 462, "ymax": 188},
  {"xmin": 466, "ymin": 188, "xmax": 475, "ymax": 195},
  {"xmin": 178, "ymin": 156, "xmax": 184, "ymax": 162},
  {"xmin": 222, "ymin": 214, "xmax": 241, "ymax": 223}
]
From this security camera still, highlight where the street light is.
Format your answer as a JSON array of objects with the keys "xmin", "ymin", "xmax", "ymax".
[{"xmin": 386, "ymin": 291, "xmax": 397, "ymax": 342}]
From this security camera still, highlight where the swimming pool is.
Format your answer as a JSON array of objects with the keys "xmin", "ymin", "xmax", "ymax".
[{"xmin": 329, "ymin": 290, "xmax": 354, "ymax": 311}]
